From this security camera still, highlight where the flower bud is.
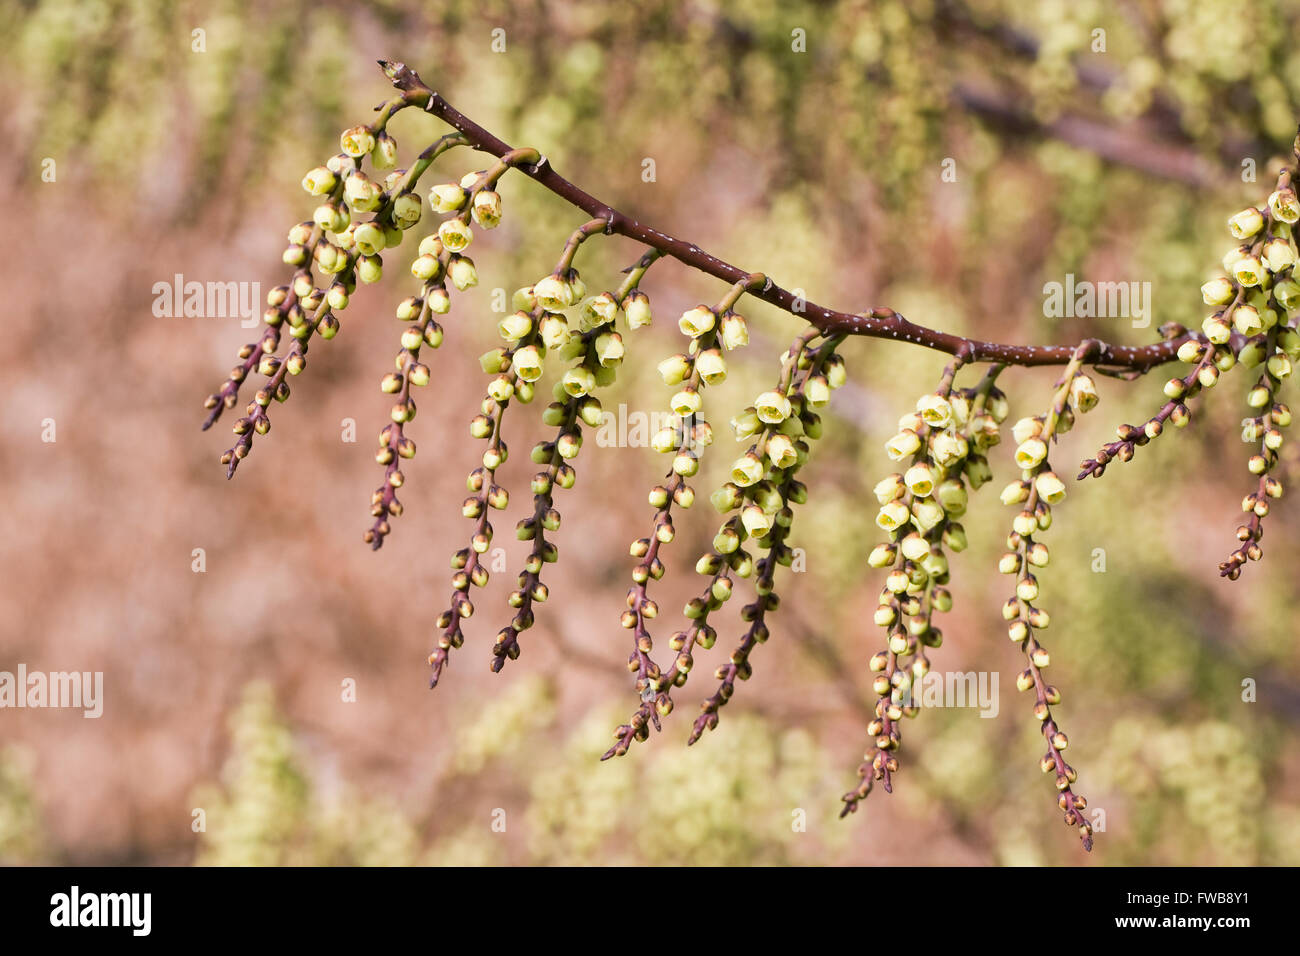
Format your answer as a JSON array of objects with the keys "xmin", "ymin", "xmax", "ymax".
[
  {"xmin": 1233, "ymin": 255, "xmax": 1264, "ymax": 288},
  {"xmin": 1228, "ymin": 206, "xmax": 1264, "ymax": 239},
  {"xmin": 930, "ymin": 431, "xmax": 968, "ymax": 468},
  {"xmin": 561, "ymin": 367, "xmax": 595, "ymax": 397},
  {"xmin": 624, "ymin": 291, "xmax": 652, "ymax": 329},
  {"xmin": 1015, "ymin": 437, "xmax": 1048, "ymax": 470},
  {"xmin": 741, "ymin": 505, "xmax": 773, "ymax": 537},
  {"xmin": 302, "ymin": 166, "xmax": 338, "ymax": 195},
  {"xmin": 1012, "ymin": 417, "xmax": 1042, "ymax": 445},
  {"xmin": 708, "ymin": 410, "xmax": 753, "ymax": 447},
  {"xmin": 357, "ymin": 254, "xmax": 383, "ymax": 284},
  {"xmin": 428, "ymin": 183, "xmax": 467, "ymax": 213},
  {"xmin": 657, "ymin": 354, "xmax": 692, "ymax": 386},
  {"xmin": 678, "ymin": 306, "xmax": 716, "ymax": 338},
  {"xmin": 343, "ymin": 173, "xmax": 382, "ymax": 212},
  {"xmin": 765, "ymin": 433, "xmax": 798, "ymax": 469},
  {"xmin": 936, "ymin": 478, "xmax": 967, "ymax": 515},
  {"xmin": 1200, "ymin": 276, "xmax": 1235, "ymax": 305},
  {"xmin": 513, "ymin": 345, "xmax": 544, "ymax": 382},
  {"xmin": 1269, "ymin": 188, "xmax": 1300, "ymax": 224},
  {"xmin": 731, "ymin": 452, "xmax": 765, "ymax": 487},
  {"xmin": 340, "ymin": 125, "xmax": 376, "ymax": 157},
  {"xmin": 876, "ymin": 500, "xmax": 910, "ymax": 532},
  {"xmin": 916, "ymin": 393, "xmax": 952, "ymax": 428},
  {"xmin": 1275, "ymin": 278, "xmax": 1300, "ymax": 310},
  {"xmin": 911, "ymin": 498, "xmax": 944, "ymax": 532},
  {"xmin": 1232, "ymin": 305, "xmax": 1263, "ymax": 336},
  {"xmin": 805, "ymin": 375, "xmax": 831, "ymax": 407},
  {"xmin": 438, "ymin": 218, "xmax": 473, "ymax": 252},
  {"xmin": 1034, "ymin": 471, "xmax": 1067, "ymax": 504},
  {"xmin": 372, "ymin": 130, "xmax": 398, "ymax": 169},
  {"xmin": 885, "ymin": 430, "xmax": 920, "ymax": 461},
  {"xmin": 904, "ymin": 463, "xmax": 935, "ymax": 497},
  {"xmin": 595, "ymin": 332, "xmax": 625, "ymax": 367},
  {"xmin": 472, "ymin": 189, "xmax": 503, "ymax": 227},
  {"xmin": 1000, "ymin": 480, "xmax": 1030, "ymax": 506},
  {"xmin": 695, "ymin": 348, "xmax": 727, "ymax": 385},
  {"xmin": 754, "ymin": 390, "xmax": 793, "ymax": 424},
  {"xmin": 1264, "ymin": 238, "xmax": 1297, "ymax": 274},
  {"xmin": 448, "ymin": 255, "xmax": 478, "ymax": 290},
  {"xmin": 1069, "ymin": 374, "xmax": 1099, "ymax": 412},
  {"xmin": 868, "ymin": 543, "xmax": 897, "ymax": 568},
  {"xmin": 720, "ymin": 313, "xmax": 749, "ymax": 350}
]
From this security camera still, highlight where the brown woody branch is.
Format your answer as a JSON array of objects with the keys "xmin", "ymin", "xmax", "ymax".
[{"xmin": 378, "ymin": 60, "xmax": 1190, "ymax": 372}]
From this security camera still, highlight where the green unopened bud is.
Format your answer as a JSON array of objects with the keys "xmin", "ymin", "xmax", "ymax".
[
  {"xmin": 1232, "ymin": 305, "xmax": 1263, "ymax": 336},
  {"xmin": 354, "ymin": 221, "xmax": 386, "ymax": 256},
  {"xmin": 936, "ymin": 478, "xmax": 967, "ymax": 515},
  {"xmin": 1275, "ymin": 278, "xmax": 1300, "ymax": 310},
  {"xmin": 372, "ymin": 130, "xmax": 398, "ymax": 169},
  {"xmin": 392, "ymin": 192, "xmax": 422, "ymax": 229},
  {"xmin": 942, "ymin": 523, "xmax": 967, "ymax": 552},
  {"xmin": 357, "ymin": 254, "xmax": 383, "ymax": 284}
]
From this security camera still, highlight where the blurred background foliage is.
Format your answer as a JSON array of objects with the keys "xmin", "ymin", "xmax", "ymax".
[{"xmin": 2, "ymin": 0, "xmax": 1300, "ymax": 865}]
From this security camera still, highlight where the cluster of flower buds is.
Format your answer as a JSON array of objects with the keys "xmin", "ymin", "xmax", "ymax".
[
  {"xmin": 999, "ymin": 352, "xmax": 1098, "ymax": 851},
  {"xmin": 604, "ymin": 329, "xmax": 846, "ymax": 759},
  {"xmin": 842, "ymin": 362, "xmax": 1007, "ymax": 814}
]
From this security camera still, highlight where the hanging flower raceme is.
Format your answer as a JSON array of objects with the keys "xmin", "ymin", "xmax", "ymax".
[
  {"xmin": 1000, "ymin": 346, "xmax": 1099, "ymax": 851},
  {"xmin": 842, "ymin": 358, "xmax": 1007, "ymax": 815}
]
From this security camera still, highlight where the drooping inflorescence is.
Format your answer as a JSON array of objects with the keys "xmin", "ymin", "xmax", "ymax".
[{"xmin": 199, "ymin": 60, "xmax": 1300, "ymax": 852}]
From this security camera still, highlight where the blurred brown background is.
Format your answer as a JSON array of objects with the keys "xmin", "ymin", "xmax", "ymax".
[{"xmin": 2, "ymin": 0, "xmax": 1299, "ymax": 865}]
